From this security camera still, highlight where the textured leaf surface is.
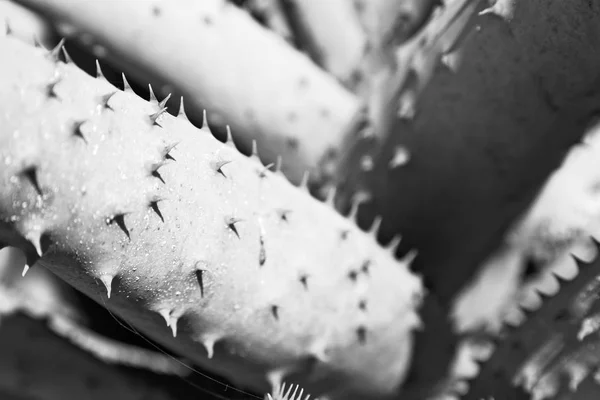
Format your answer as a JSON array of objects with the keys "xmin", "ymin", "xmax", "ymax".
[
  {"xmin": 0, "ymin": 35, "xmax": 422, "ymax": 399},
  {"xmin": 464, "ymin": 243, "xmax": 600, "ymax": 400},
  {"xmin": 15, "ymin": 0, "xmax": 363, "ymax": 185}
]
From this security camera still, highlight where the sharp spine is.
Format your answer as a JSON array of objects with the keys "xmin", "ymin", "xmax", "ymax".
[
  {"xmin": 325, "ymin": 186, "xmax": 337, "ymax": 207},
  {"xmin": 157, "ymin": 309, "xmax": 171, "ymax": 327},
  {"xmin": 177, "ymin": 96, "xmax": 189, "ymax": 121},
  {"xmin": 226, "ymin": 217, "xmax": 243, "ymax": 238},
  {"xmin": 148, "ymin": 84, "xmax": 158, "ymax": 104},
  {"xmin": 158, "ymin": 93, "xmax": 172, "ymax": 109},
  {"xmin": 47, "ymin": 38, "xmax": 65, "ymax": 63},
  {"xmin": 277, "ymin": 209, "xmax": 290, "ymax": 222},
  {"xmin": 149, "ymin": 199, "xmax": 165, "ymax": 222},
  {"xmin": 200, "ymin": 335, "xmax": 217, "ymax": 359},
  {"xmin": 106, "ymin": 213, "xmax": 130, "ymax": 239},
  {"xmin": 61, "ymin": 46, "xmax": 74, "ymax": 64},
  {"xmin": 214, "ymin": 160, "xmax": 232, "ymax": 177},
  {"xmin": 169, "ymin": 316, "xmax": 178, "ymax": 337},
  {"xmin": 95, "ymin": 60, "xmax": 108, "ymax": 82},
  {"xmin": 4, "ymin": 19, "xmax": 12, "ymax": 36},
  {"xmin": 99, "ymin": 274, "xmax": 114, "ymax": 298},
  {"xmin": 368, "ymin": 216, "xmax": 382, "ymax": 238},
  {"xmin": 45, "ymin": 78, "xmax": 60, "ymax": 99},
  {"xmin": 271, "ymin": 304, "xmax": 279, "ymax": 320},
  {"xmin": 149, "ymin": 161, "xmax": 167, "ymax": 183},
  {"xmin": 149, "ymin": 107, "xmax": 168, "ymax": 126},
  {"xmin": 259, "ymin": 235, "xmax": 266, "ymax": 266},
  {"xmin": 162, "ymin": 142, "xmax": 178, "ymax": 161},
  {"xmin": 299, "ymin": 171, "xmax": 310, "ymax": 191},
  {"xmin": 100, "ymin": 91, "xmax": 118, "ymax": 110},
  {"xmin": 21, "ymin": 166, "xmax": 43, "ymax": 196},
  {"xmin": 195, "ymin": 266, "xmax": 205, "ymax": 298},
  {"xmin": 257, "ymin": 162, "xmax": 274, "ymax": 178},
  {"xmin": 299, "ymin": 274, "xmax": 308, "ymax": 290},
  {"xmin": 225, "ymin": 125, "xmax": 236, "ymax": 147},
  {"xmin": 121, "ymin": 73, "xmax": 133, "ymax": 93},
  {"xmin": 201, "ymin": 110, "xmax": 212, "ymax": 134},
  {"xmin": 250, "ymin": 140, "xmax": 260, "ymax": 161}
]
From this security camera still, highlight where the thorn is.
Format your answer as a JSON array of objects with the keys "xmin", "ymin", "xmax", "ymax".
[
  {"xmin": 389, "ymin": 146, "xmax": 411, "ymax": 169},
  {"xmin": 271, "ymin": 305, "xmax": 279, "ymax": 320},
  {"xmin": 61, "ymin": 46, "xmax": 74, "ymax": 64},
  {"xmin": 158, "ymin": 93, "xmax": 172, "ymax": 109},
  {"xmin": 361, "ymin": 260, "xmax": 371, "ymax": 275},
  {"xmin": 386, "ymin": 236, "xmax": 402, "ymax": 254},
  {"xmin": 478, "ymin": 5, "xmax": 495, "ymax": 16},
  {"xmin": 250, "ymin": 140, "xmax": 260, "ymax": 161},
  {"xmin": 402, "ymin": 249, "xmax": 418, "ymax": 265},
  {"xmin": 368, "ymin": 215, "xmax": 382, "ymax": 237},
  {"xmin": 169, "ymin": 316, "xmax": 178, "ymax": 337},
  {"xmin": 121, "ymin": 73, "xmax": 133, "ymax": 93},
  {"xmin": 397, "ymin": 94, "xmax": 416, "ymax": 120},
  {"xmin": 149, "ymin": 161, "xmax": 167, "ymax": 184},
  {"xmin": 99, "ymin": 91, "xmax": 118, "ymax": 110},
  {"xmin": 299, "ymin": 273, "xmax": 308, "ymax": 290},
  {"xmin": 177, "ymin": 96, "xmax": 189, "ymax": 121},
  {"xmin": 149, "ymin": 199, "xmax": 164, "ymax": 222},
  {"xmin": 106, "ymin": 214, "xmax": 130, "ymax": 239},
  {"xmin": 356, "ymin": 326, "xmax": 367, "ymax": 344},
  {"xmin": 25, "ymin": 230, "xmax": 44, "ymax": 256},
  {"xmin": 275, "ymin": 156, "xmax": 283, "ymax": 174},
  {"xmin": 299, "ymin": 171, "xmax": 310, "ymax": 191},
  {"xmin": 3, "ymin": 19, "xmax": 12, "ymax": 36},
  {"xmin": 259, "ymin": 235, "xmax": 266, "ymax": 266},
  {"xmin": 225, "ymin": 125, "xmax": 236, "ymax": 147},
  {"xmin": 44, "ymin": 78, "xmax": 60, "ymax": 99},
  {"xmin": 99, "ymin": 274, "xmax": 114, "ymax": 298},
  {"xmin": 22, "ymin": 265, "xmax": 30, "ymax": 277},
  {"xmin": 21, "ymin": 166, "xmax": 43, "ymax": 196},
  {"xmin": 148, "ymin": 84, "xmax": 158, "ymax": 104},
  {"xmin": 195, "ymin": 268, "xmax": 205, "ymax": 298},
  {"xmin": 157, "ymin": 309, "xmax": 171, "ymax": 327},
  {"xmin": 214, "ymin": 160, "xmax": 232, "ymax": 178},
  {"xmin": 201, "ymin": 336, "xmax": 216, "ymax": 359},
  {"xmin": 325, "ymin": 186, "xmax": 337, "ymax": 207},
  {"xmin": 149, "ymin": 107, "xmax": 168, "ymax": 126},
  {"xmin": 358, "ymin": 299, "xmax": 367, "ymax": 311},
  {"xmin": 162, "ymin": 142, "xmax": 178, "ymax": 161},
  {"xmin": 95, "ymin": 60, "xmax": 107, "ymax": 82},
  {"xmin": 201, "ymin": 110, "xmax": 212, "ymax": 134},
  {"xmin": 33, "ymin": 35, "xmax": 45, "ymax": 49},
  {"xmin": 348, "ymin": 191, "xmax": 370, "ymax": 221},
  {"xmin": 47, "ymin": 38, "xmax": 66, "ymax": 63},
  {"xmin": 225, "ymin": 217, "xmax": 243, "ymax": 239},
  {"xmin": 276, "ymin": 209, "xmax": 290, "ymax": 222},
  {"xmin": 257, "ymin": 162, "xmax": 274, "ymax": 178}
]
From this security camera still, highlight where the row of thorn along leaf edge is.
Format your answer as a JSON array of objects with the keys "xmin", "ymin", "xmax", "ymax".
[
  {"xmin": 0, "ymin": 28, "xmax": 423, "ymax": 399},
  {"xmin": 462, "ymin": 238, "xmax": 600, "ymax": 400}
]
